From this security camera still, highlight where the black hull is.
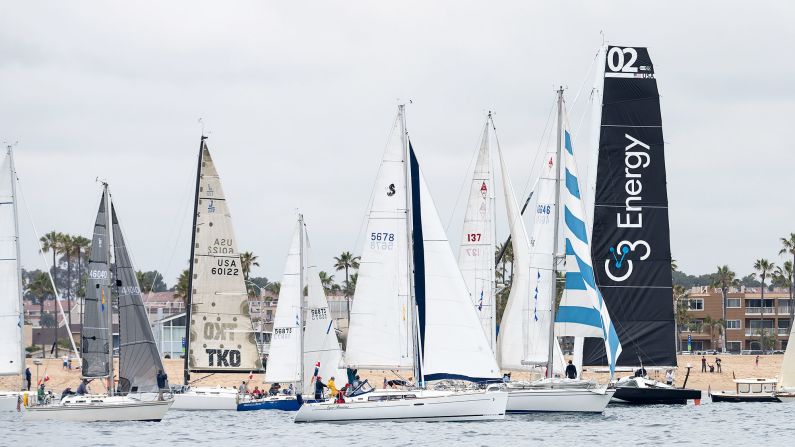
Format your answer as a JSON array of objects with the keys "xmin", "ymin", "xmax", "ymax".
[
  {"xmin": 710, "ymin": 394, "xmax": 780, "ymax": 403},
  {"xmin": 612, "ymin": 387, "xmax": 702, "ymax": 405}
]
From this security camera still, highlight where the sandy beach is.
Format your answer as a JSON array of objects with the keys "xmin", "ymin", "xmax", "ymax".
[{"xmin": 1, "ymin": 354, "xmax": 780, "ymax": 394}]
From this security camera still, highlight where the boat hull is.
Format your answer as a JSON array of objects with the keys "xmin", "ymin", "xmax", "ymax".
[
  {"xmin": 774, "ymin": 393, "xmax": 795, "ymax": 403},
  {"xmin": 237, "ymin": 395, "xmax": 319, "ymax": 411},
  {"xmin": 23, "ymin": 396, "xmax": 173, "ymax": 422},
  {"xmin": 294, "ymin": 389, "xmax": 507, "ymax": 423},
  {"xmin": 612, "ymin": 387, "xmax": 702, "ymax": 405},
  {"xmin": 0, "ymin": 393, "xmax": 19, "ymax": 411},
  {"xmin": 171, "ymin": 387, "xmax": 238, "ymax": 410},
  {"xmin": 710, "ymin": 392, "xmax": 780, "ymax": 403},
  {"xmin": 506, "ymin": 387, "xmax": 615, "ymax": 413}
]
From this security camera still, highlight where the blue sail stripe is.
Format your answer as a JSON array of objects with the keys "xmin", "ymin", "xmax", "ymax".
[
  {"xmin": 565, "ymin": 168, "xmax": 580, "ymax": 199},
  {"xmin": 564, "ymin": 207, "xmax": 588, "ymax": 245},
  {"xmin": 565, "ymin": 271, "xmax": 586, "ymax": 290},
  {"xmin": 556, "ymin": 306, "xmax": 602, "ymax": 328},
  {"xmin": 564, "ymin": 131, "xmax": 573, "ymax": 155}
]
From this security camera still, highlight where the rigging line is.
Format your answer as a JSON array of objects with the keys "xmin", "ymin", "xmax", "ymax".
[
  {"xmin": 520, "ymin": 94, "xmax": 557, "ymax": 201},
  {"xmin": 443, "ymin": 116, "xmax": 487, "ymax": 233},
  {"xmin": 569, "ymin": 47, "xmax": 601, "ymax": 110},
  {"xmin": 14, "ymin": 174, "xmax": 81, "ymax": 360}
]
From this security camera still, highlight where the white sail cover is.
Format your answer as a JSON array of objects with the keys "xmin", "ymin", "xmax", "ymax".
[
  {"xmin": 345, "ymin": 115, "xmax": 413, "ymax": 370},
  {"xmin": 554, "ymin": 123, "xmax": 622, "ymax": 376},
  {"xmin": 780, "ymin": 325, "xmax": 795, "ymax": 390},
  {"xmin": 496, "ymin": 142, "xmax": 563, "ymax": 373},
  {"xmin": 188, "ymin": 143, "xmax": 261, "ymax": 373},
  {"xmin": 0, "ymin": 148, "xmax": 24, "ymax": 376},
  {"xmin": 265, "ymin": 222, "xmax": 303, "ymax": 384},
  {"xmin": 410, "ymin": 147, "xmax": 501, "ymax": 382},
  {"xmin": 303, "ymin": 227, "xmax": 346, "ymax": 393},
  {"xmin": 457, "ymin": 124, "xmax": 496, "ymax": 350}
]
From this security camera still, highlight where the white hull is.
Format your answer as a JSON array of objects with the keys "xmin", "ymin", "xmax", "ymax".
[
  {"xmin": 171, "ymin": 387, "xmax": 238, "ymax": 410},
  {"xmin": 776, "ymin": 394, "xmax": 795, "ymax": 403},
  {"xmin": 23, "ymin": 395, "xmax": 173, "ymax": 422},
  {"xmin": 506, "ymin": 386, "xmax": 615, "ymax": 413},
  {"xmin": 0, "ymin": 393, "xmax": 19, "ymax": 411},
  {"xmin": 294, "ymin": 388, "xmax": 507, "ymax": 423}
]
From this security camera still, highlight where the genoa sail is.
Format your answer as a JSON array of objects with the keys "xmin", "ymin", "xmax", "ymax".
[
  {"xmin": 344, "ymin": 113, "xmax": 413, "ymax": 371},
  {"xmin": 0, "ymin": 147, "xmax": 24, "ymax": 376},
  {"xmin": 112, "ymin": 203, "xmax": 167, "ymax": 393},
  {"xmin": 779, "ymin": 325, "xmax": 795, "ymax": 391},
  {"xmin": 457, "ymin": 123, "xmax": 496, "ymax": 350},
  {"xmin": 82, "ymin": 191, "xmax": 112, "ymax": 378},
  {"xmin": 582, "ymin": 45, "xmax": 677, "ymax": 368},
  {"xmin": 186, "ymin": 140, "xmax": 262, "ymax": 374}
]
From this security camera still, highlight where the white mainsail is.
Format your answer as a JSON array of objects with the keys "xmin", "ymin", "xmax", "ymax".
[
  {"xmin": 0, "ymin": 147, "xmax": 24, "ymax": 376},
  {"xmin": 344, "ymin": 115, "xmax": 413, "ymax": 371},
  {"xmin": 265, "ymin": 221, "xmax": 303, "ymax": 384},
  {"xmin": 457, "ymin": 123, "xmax": 496, "ymax": 350},
  {"xmin": 780, "ymin": 325, "xmax": 795, "ymax": 391},
  {"xmin": 303, "ymin": 227, "xmax": 346, "ymax": 393},
  {"xmin": 187, "ymin": 141, "xmax": 261, "ymax": 374}
]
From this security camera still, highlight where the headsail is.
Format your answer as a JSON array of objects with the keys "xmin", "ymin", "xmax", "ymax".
[
  {"xmin": 457, "ymin": 123, "xmax": 496, "ymax": 350},
  {"xmin": 82, "ymin": 190, "xmax": 112, "ymax": 378},
  {"xmin": 112, "ymin": 203, "xmax": 167, "ymax": 393},
  {"xmin": 186, "ymin": 141, "xmax": 261, "ymax": 374},
  {"xmin": 779, "ymin": 325, "xmax": 795, "ymax": 391},
  {"xmin": 583, "ymin": 45, "xmax": 676, "ymax": 367},
  {"xmin": 0, "ymin": 147, "xmax": 24, "ymax": 376}
]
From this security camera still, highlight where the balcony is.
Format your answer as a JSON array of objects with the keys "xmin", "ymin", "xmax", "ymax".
[
  {"xmin": 780, "ymin": 306, "xmax": 792, "ymax": 315},
  {"xmin": 746, "ymin": 307, "xmax": 776, "ymax": 315},
  {"xmin": 746, "ymin": 328, "xmax": 776, "ymax": 336}
]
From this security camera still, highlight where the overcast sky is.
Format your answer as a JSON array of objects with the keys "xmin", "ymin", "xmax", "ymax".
[{"xmin": 2, "ymin": 1, "xmax": 794, "ymax": 286}]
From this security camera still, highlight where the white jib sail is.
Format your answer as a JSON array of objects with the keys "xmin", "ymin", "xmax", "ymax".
[
  {"xmin": 189, "ymin": 144, "xmax": 261, "ymax": 373},
  {"xmin": 265, "ymin": 221, "xmax": 303, "ymax": 384},
  {"xmin": 0, "ymin": 147, "xmax": 24, "ymax": 376},
  {"xmin": 344, "ymin": 114, "xmax": 413, "ymax": 370},
  {"xmin": 415, "ymin": 165, "xmax": 501, "ymax": 381},
  {"xmin": 302, "ymin": 226, "xmax": 346, "ymax": 393},
  {"xmin": 779, "ymin": 324, "xmax": 795, "ymax": 391},
  {"xmin": 495, "ymin": 140, "xmax": 563, "ymax": 373},
  {"xmin": 457, "ymin": 123, "xmax": 496, "ymax": 350}
]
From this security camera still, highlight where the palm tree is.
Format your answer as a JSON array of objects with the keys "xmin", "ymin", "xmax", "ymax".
[
  {"xmin": 711, "ymin": 265, "xmax": 738, "ymax": 352},
  {"xmin": 40, "ymin": 231, "xmax": 66, "ymax": 355},
  {"xmin": 333, "ymin": 251, "xmax": 360, "ymax": 296},
  {"xmin": 265, "ymin": 281, "xmax": 281, "ymax": 296},
  {"xmin": 27, "ymin": 272, "xmax": 53, "ymax": 355},
  {"xmin": 780, "ymin": 233, "xmax": 795, "ymax": 324},
  {"xmin": 69, "ymin": 235, "xmax": 91, "ymax": 322},
  {"xmin": 318, "ymin": 271, "xmax": 337, "ymax": 294},
  {"xmin": 774, "ymin": 261, "xmax": 794, "ymax": 324},
  {"xmin": 754, "ymin": 258, "xmax": 775, "ymax": 352},
  {"xmin": 344, "ymin": 273, "xmax": 358, "ymax": 297},
  {"xmin": 174, "ymin": 269, "xmax": 190, "ymax": 306},
  {"xmin": 240, "ymin": 251, "xmax": 259, "ymax": 281},
  {"xmin": 671, "ymin": 258, "xmax": 678, "ymax": 273},
  {"xmin": 702, "ymin": 315, "xmax": 725, "ymax": 352},
  {"xmin": 673, "ymin": 284, "xmax": 691, "ymax": 352}
]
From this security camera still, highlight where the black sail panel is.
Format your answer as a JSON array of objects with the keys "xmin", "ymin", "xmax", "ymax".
[
  {"xmin": 583, "ymin": 46, "xmax": 677, "ymax": 367},
  {"xmin": 82, "ymin": 192, "xmax": 112, "ymax": 378},
  {"xmin": 112, "ymin": 203, "xmax": 167, "ymax": 394}
]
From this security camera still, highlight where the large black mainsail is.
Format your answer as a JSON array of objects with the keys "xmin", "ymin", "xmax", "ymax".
[
  {"xmin": 82, "ymin": 191, "xmax": 112, "ymax": 378},
  {"xmin": 583, "ymin": 45, "xmax": 677, "ymax": 367},
  {"xmin": 113, "ymin": 203, "xmax": 167, "ymax": 394}
]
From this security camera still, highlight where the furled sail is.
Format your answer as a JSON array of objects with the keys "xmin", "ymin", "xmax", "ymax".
[
  {"xmin": 0, "ymin": 147, "xmax": 24, "ymax": 376},
  {"xmin": 344, "ymin": 114, "xmax": 413, "ymax": 371},
  {"xmin": 409, "ymin": 145, "xmax": 501, "ymax": 382},
  {"xmin": 186, "ymin": 141, "xmax": 261, "ymax": 374},
  {"xmin": 265, "ymin": 221, "xmax": 303, "ymax": 384},
  {"xmin": 82, "ymin": 191, "xmax": 112, "ymax": 378},
  {"xmin": 582, "ymin": 45, "xmax": 676, "ymax": 367},
  {"xmin": 112, "ymin": 203, "xmax": 167, "ymax": 393},
  {"xmin": 303, "ymin": 226, "xmax": 345, "ymax": 393},
  {"xmin": 555, "ymin": 121, "xmax": 622, "ymax": 375},
  {"xmin": 457, "ymin": 123, "xmax": 496, "ymax": 350}
]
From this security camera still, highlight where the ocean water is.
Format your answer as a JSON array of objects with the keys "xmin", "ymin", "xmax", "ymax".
[{"xmin": 3, "ymin": 401, "xmax": 794, "ymax": 447}]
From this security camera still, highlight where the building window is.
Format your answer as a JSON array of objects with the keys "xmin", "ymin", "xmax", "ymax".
[
  {"xmin": 726, "ymin": 341, "xmax": 741, "ymax": 353},
  {"xmin": 688, "ymin": 299, "xmax": 704, "ymax": 311},
  {"xmin": 727, "ymin": 298, "xmax": 741, "ymax": 308},
  {"xmin": 726, "ymin": 320, "xmax": 741, "ymax": 329}
]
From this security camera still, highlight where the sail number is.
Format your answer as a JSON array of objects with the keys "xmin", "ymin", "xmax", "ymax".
[
  {"xmin": 88, "ymin": 269, "xmax": 108, "ymax": 279},
  {"xmin": 466, "ymin": 233, "xmax": 481, "ymax": 242},
  {"xmin": 211, "ymin": 259, "xmax": 239, "ymax": 276},
  {"xmin": 607, "ymin": 47, "xmax": 638, "ymax": 73},
  {"xmin": 370, "ymin": 232, "xmax": 395, "ymax": 250},
  {"xmin": 310, "ymin": 308, "xmax": 328, "ymax": 320},
  {"xmin": 465, "ymin": 248, "xmax": 480, "ymax": 256}
]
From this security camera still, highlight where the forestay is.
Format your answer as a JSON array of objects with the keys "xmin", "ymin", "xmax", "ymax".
[
  {"xmin": 82, "ymin": 192, "xmax": 112, "ymax": 378},
  {"xmin": 344, "ymin": 115, "xmax": 413, "ymax": 371},
  {"xmin": 187, "ymin": 143, "xmax": 261, "ymax": 373},
  {"xmin": 0, "ymin": 147, "xmax": 24, "ymax": 376},
  {"xmin": 112, "ymin": 203, "xmax": 167, "ymax": 394},
  {"xmin": 457, "ymin": 123, "xmax": 496, "ymax": 350}
]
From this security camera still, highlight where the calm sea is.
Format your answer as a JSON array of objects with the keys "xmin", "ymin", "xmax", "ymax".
[{"xmin": 3, "ymin": 401, "xmax": 794, "ymax": 446}]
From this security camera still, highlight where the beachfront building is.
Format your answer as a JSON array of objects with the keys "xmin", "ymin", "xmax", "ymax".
[{"xmin": 678, "ymin": 287, "xmax": 793, "ymax": 353}]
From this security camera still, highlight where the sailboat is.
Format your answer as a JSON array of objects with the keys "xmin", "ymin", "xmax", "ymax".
[
  {"xmin": 238, "ymin": 215, "xmax": 345, "ymax": 411},
  {"xmin": 493, "ymin": 92, "xmax": 621, "ymax": 413},
  {"xmin": 580, "ymin": 45, "xmax": 701, "ymax": 405},
  {"xmin": 0, "ymin": 145, "xmax": 27, "ymax": 411},
  {"xmin": 295, "ymin": 105, "xmax": 508, "ymax": 423},
  {"xmin": 171, "ymin": 136, "xmax": 263, "ymax": 411},
  {"xmin": 24, "ymin": 183, "xmax": 173, "ymax": 421}
]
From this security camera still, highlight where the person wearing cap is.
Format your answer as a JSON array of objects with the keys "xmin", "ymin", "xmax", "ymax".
[{"xmin": 314, "ymin": 376, "xmax": 327, "ymax": 400}]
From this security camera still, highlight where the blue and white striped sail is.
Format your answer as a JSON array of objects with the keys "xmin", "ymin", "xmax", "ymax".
[{"xmin": 554, "ymin": 123, "xmax": 622, "ymax": 376}]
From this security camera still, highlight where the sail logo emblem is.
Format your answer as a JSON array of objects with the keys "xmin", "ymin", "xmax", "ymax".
[
  {"xmin": 207, "ymin": 200, "xmax": 216, "ymax": 213},
  {"xmin": 386, "ymin": 183, "xmax": 396, "ymax": 197},
  {"xmin": 604, "ymin": 240, "xmax": 650, "ymax": 282},
  {"xmin": 547, "ymin": 157, "xmax": 553, "ymax": 169},
  {"xmin": 480, "ymin": 181, "xmax": 488, "ymax": 198}
]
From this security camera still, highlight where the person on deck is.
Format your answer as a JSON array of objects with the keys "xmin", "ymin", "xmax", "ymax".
[
  {"xmin": 25, "ymin": 368, "xmax": 31, "ymax": 391},
  {"xmin": 268, "ymin": 383, "xmax": 281, "ymax": 396},
  {"xmin": 665, "ymin": 369, "xmax": 674, "ymax": 385},
  {"xmin": 60, "ymin": 387, "xmax": 75, "ymax": 400},
  {"xmin": 156, "ymin": 369, "xmax": 168, "ymax": 401},
  {"xmin": 565, "ymin": 360, "xmax": 577, "ymax": 379},
  {"xmin": 327, "ymin": 377, "xmax": 338, "ymax": 397},
  {"xmin": 239, "ymin": 380, "xmax": 249, "ymax": 395},
  {"xmin": 352, "ymin": 375, "xmax": 361, "ymax": 389},
  {"xmin": 314, "ymin": 376, "xmax": 327, "ymax": 400},
  {"xmin": 252, "ymin": 386, "xmax": 262, "ymax": 398},
  {"xmin": 76, "ymin": 379, "xmax": 90, "ymax": 396},
  {"xmin": 37, "ymin": 384, "xmax": 46, "ymax": 404}
]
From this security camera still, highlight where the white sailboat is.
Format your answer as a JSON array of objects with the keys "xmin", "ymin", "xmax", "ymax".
[
  {"xmin": 24, "ymin": 183, "xmax": 173, "ymax": 422},
  {"xmin": 776, "ymin": 325, "xmax": 795, "ymax": 402},
  {"xmin": 295, "ymin": 106, "xmax": 507, "ymax": 423},
  {"xmin": 496, "ymin": 90, "xmax": 622, "ymax": 413},
  {"xmin": 172, "ymin": 137, "xmax": 263, "ymax": 411},
  {"xmin": 0, "ymin": 145, "xmax": 27, "ymax": 411}
]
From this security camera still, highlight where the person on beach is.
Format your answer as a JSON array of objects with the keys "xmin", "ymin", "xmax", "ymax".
[
  {"xmin": 701, "ymin": 356, "xmax": 707, "ymax": 372},
  {"xmin": 756, "ymin": 355, "xmax": 759, "ymax": 368},
  {"xmin": 716, "ymin": 357, "xmax": 722, "ymax": 373},
  {"xmin": 565, "ymin": 360, "xmax": 577, "ymax": 379},
  {"xmin": 24, "ymin": 368, "xmax": 31, "ymax": 391},
  {"xmin": 62, "ymin": 355, "xmax": 69, "ymax": 370}
]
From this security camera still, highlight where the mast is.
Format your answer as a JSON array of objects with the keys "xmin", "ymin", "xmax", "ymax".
[
  {"xmin": 103, "ymin": 183, "xmax": 114, "ymax": 396},
  {"xmin": 488, "ymin": 114, "xmax": 497, "ymax": 349},
  {"xmin": 548, "ymin": 87, "xmax": 564, "ymax": 376},
  {"xmin": 183, "ymin": 136, "xmax": 205, "ymax": 386},
  {"xmin": 8, "ymin": 145, "xmax": 25, "ymax": 377},
  {"xmin": 298, "ymin": 213, "xmax": 305, "ymax": 388}
]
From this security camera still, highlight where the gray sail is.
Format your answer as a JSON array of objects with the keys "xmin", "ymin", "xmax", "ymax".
[
  {"xmin": 112, "ymin": 203, "xmax": 166, "ymax": 393},
  {"xmin": 81, "ymin": 192, "xmax": 112, "ymax": 378}
]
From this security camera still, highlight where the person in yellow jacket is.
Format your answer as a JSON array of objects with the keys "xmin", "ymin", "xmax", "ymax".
[{"xmin": 327, "ymin": 377, "xmax": 338, "ymax": 397}]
